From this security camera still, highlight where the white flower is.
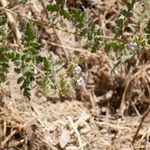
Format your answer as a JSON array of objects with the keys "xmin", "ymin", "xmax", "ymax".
[
  {"xmin": 75, "ymin": 66, "xmax": 82, "ymax": 74},
  {"xmin": 77, "ymin": 77, "xmax": 85, "ymax": 86},
  {"xmin": 129, "ymin": 42, "xmax": 138, "ymax": 50}
]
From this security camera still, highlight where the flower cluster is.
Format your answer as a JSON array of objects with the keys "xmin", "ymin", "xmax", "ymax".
[{"xmin": 75, "ymin": 66, "xmax": 85, "ymax": 87}]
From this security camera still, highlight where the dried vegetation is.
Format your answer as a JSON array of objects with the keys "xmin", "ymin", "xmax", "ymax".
[{"xmin": 0, "ymin": 0, "xmax": 150, "ymax": 149}]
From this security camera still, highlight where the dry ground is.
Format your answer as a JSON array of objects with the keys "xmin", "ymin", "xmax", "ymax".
[{"xmin": 0, "ymin": 0, "xmax": 150, "ymax": 150}]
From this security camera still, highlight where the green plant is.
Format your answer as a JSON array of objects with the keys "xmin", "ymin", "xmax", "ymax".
[
  {"xmin": 105, "ymin": 0, "xmax": 149, "ymax": 73},
  {"xmin": 0, "ymin": 19, "xmax": 84, "ymax": 99},
  {"xmin": 47, "ymin": 0, "xmax": 101, "ymax": 53},
  {"xmin": 0, "ymin": 0, "xmax": 149, "ymax": 99}
]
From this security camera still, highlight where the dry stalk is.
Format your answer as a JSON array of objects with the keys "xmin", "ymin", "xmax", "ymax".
[
  {"xmin": 120, "ymin": 63, "xmax": 150, "ymax": 115},
  {"xmin": 0, "ymin": 0, "xmax": 22, "ymax": 49},
  {"xmin": 68, "ymin": 116, "xmax": 84, "ymax": 150},
  {"xmin": 1, "ymin": 129, "xmax": 18, "ymax": 148},
  {"xmin": 53, "ymin": 29, "xmax": 70, "ymax": 62},
  {"xmin": 132, "ymin": 106, "xmax": 150, "ymax": 145},
  {"xmin": 9, "ymin": 139, "xmax": 25, "ymax": 147},
  {"xmin": 96, "ymin": 121, "xmax": 131, "ymax": 131}
]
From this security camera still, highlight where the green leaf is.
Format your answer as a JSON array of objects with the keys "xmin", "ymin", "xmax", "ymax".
[
  {"xmin": 23, "ymin": 22, "xmax": 35, "ymax": 42},
  {"xmin": 121, "ymin": 9, "xmax": 133, "ymax": 17},
  {"xmin": 105, "ymin": 43, "xmax": 111, "ymax": 54},
  {"xmin": 14, "ymin": 67, "xmax": 21, "ymax": 73},
  {"xmin": 115, "ymin": 19, "xmax": 124, "ymax": 27},
  {"xmin": 23, "ymin": 22, "xmax": 42, "ymax": 55},
  {"xmin": 115, "ymin": 28, "xmax": 123, "ymax": 38},
  {"xmin": 60, "ymin": 10, "xmax": 71, "ymax": 19},
  {"xmin": 71, "ymin": 8, "xmax": 85, "ymax": 28},
  {"xmin": 47, "ymin": 4, "xmax": 59, "ymax": 12},
  {"xmin": 126, "ymin": 2, "xmax": 134, "ymax": 11}
]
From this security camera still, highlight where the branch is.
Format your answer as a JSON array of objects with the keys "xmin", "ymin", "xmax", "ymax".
[{"xmin": 0, "ymin": 0, "xmax": 22, "ymax": 49}]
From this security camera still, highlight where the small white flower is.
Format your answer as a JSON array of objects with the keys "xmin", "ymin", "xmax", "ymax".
[
  {"xmin": 129, "ymin": 42, "xmax": 138, "ymax": 50},
  {"xmin": 75, "ymin": 66, "xmax": 82, "ymax": 74},
  {"xmin": 77, "ymin": 77, "xmax": 85, "ymax": 86}
]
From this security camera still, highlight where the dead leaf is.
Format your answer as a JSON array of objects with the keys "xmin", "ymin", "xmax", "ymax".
[{"xmin": 59, "ymin": 129, "xmax": 70, "ymax": 148}]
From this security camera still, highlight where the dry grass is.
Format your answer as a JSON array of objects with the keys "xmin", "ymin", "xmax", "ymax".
[{"xmin": 0, "ymin": 0, "xmax": 150, "ymax": 150}]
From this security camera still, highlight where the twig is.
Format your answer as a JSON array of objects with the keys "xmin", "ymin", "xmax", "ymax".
[
  {"xmin": 0, "ymin": 0, "xmax": 22, "ymax": 48},
  {"xmin": 68, "ymin": 116, "xmax": 83, "ymax": 150},
  {"xmin": 132, "ymin": 106, "xmax": 150, "ymax": 145},
  {"xmin": 120, "ymin": 63, "xmax": 150, "ymax": 115},
  {"xmin": 9, "ymin": 139, "xmax": 25, "ymax": 147},
  {"xmin": 48, "ymin": 41, "xmax": 82, "ymax": 51},
  {"xmin": 1, "ymin": 129, "xmax": 18, "ymax": 148}
]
